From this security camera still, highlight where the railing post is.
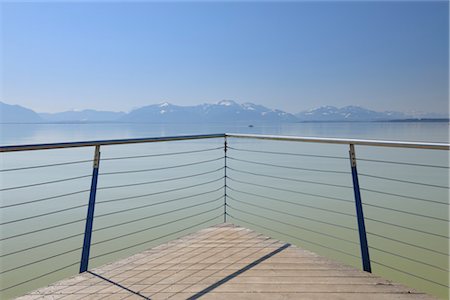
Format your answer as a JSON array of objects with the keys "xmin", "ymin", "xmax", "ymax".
[
  {"xmin": 224, "ymin": 136, "xmax": 227, "ymax": 223},
  {"xmin": 80, "ymin": 145, "xmax": 101, "ymax": 273},
  {"xmin": 349, "ymin": 144, "xmax": 371, "ymax": 273}
]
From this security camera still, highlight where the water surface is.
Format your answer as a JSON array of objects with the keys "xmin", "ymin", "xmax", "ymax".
[{"xmin": 0, "ymin": 122, "xmax": 448, "ymax": 299}]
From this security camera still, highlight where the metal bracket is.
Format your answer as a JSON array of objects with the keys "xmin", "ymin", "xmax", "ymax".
[
  {"xmin": 349, "ymin": 144, "xmax": 357, "ymax": 167},
  {"xmin": 93, "ymin": 145, "xmax": 101, "ymax": 169}
]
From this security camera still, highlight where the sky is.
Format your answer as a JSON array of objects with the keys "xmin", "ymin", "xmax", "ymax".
[{"xmin": 0, "ymin": 1, "xmax": 448, "ymax": 114}]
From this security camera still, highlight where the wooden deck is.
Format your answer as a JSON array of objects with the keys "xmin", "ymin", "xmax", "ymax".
[{"xmin": 18, "ymin": 224, "xmax": 435, "ymax": 300}]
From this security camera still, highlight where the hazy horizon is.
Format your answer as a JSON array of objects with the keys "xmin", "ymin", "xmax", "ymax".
[{"xmin": 3, "ymin": 99, "xmax": 449, "ymax": 117}]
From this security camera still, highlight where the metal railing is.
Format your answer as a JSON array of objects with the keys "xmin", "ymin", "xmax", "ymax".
[{"xmin": 0, "ymin": 133, "xmax": 448, "ymax": 299}]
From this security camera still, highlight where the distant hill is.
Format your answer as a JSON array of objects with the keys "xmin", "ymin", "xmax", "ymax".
[
  {"xmin": 0, "ymin": 101, "xmax": 43, "ymax": 123},
  {"xmin": 39, "ymin": 109, "xmax": 126, "ymax": 122},
  {"xmin": 295, "ymin": 105, "xmax": 411, "ymax": 122},
  {"xmin": 120, "ymin": 100, "xmax": 298, "ymax": 123},
  {"xmin": 1, "ymin": 100, "xmax": 447, "ymax": 123}
]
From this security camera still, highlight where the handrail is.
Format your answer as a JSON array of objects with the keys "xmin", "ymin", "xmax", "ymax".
[
  {"xmin": 0, "ymin": 133, "xmax": 225, "ymax": 152},
  {"xmin": 1, "ymin": 133, "xmax": 449, "ymax": 152},
  {"xmin": 226, "ymin": 133, "xmax": 450, "ymax": 150}
]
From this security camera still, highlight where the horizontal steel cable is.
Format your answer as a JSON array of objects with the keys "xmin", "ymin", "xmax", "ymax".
[
  {"xmin": 94, "ymin": 188, "xmax": 222, "ymax": 220},
  {"xmin": 90, "ymin": 214, "xmax": 221, "ymax": 260},
  {"xmin": 227, "ymin": 189, "xmax": 355, "ymax": 218},
  {"xmin": 0, "ymin": 189, "xmax": 90, "ymax": 209},
  {"xmin": 92, "ymin": 202, "xmax": 223, "ymax": 246},
  {"xmin": 359, "ymin": 173, "xmax": 449, "ymax": 189},
  {"xmin": 369, "ymin": 245, "xmax": 448, "ymax": 272},
  {"xmin": 102, "ymin": 146, "xmax": 223, "ymax": 161},
  {"xmin": 362, "ymin": 202, "xmax": 448, "ymax": 222},
  {"xmin": 366, "ymin": 231, "xmax": 448, "ymax": 256},
  {"xmin": 0, "ymin": 261, "xmax": 79, "ymax": 292},
  {"xmin": 228, "ymin": 186, "xmax": 356, "ymax": 232},
  {"xmin": 227, "ymin": 177, "xmax": 354, "ymax": 204},
  {"xmin": 0, "ymin": 232, "xmax": 85, "ymax": 258},
  {"xmin": 357, "ymin": 157, "xmax": 449, "ymax": 169},
  {"xmin": 4, "ymin": 227, "xmax": 229, "ymax": 298},
  {"xmin": 0, "ymin": 174, "xmax": 91, "ymax": 192},
  {"xmin": 95, "ymin": 194, "xmax": 223, "ymax": 220},
  {"xmin": 97, "ymin": 167, "xmax": 224, "ymax": 190},
  {"xmin": 226, "ymin": 196, "xmax": 358, "ymax": 245},
  {"xmin": 227, "ymin": 212, "xmax": 360, "ymax": 259},
  {"xmin": 0, "ymin": 246, "xmax": 81, "ymax": 275},
  {"xmin": 371, "ymin": 260, "xmax": 449, "ymax": 288},
  {"xmin": 96, "ymin": 177, "xmax": 223, "ymax": 204},
  {"xmin": 228, "ymin": 167, "xmax": 352, "ymax": 189},
  {"xmin": 0, "ymin": 218, "xmax": 85, "ymax": 241},
  {"xmin": 227, "ymin": 156, "xmax": 350, "ymax": 174},
  {"xmin": 94, "ymin": 196, "xmax": 223, "ymax": 233},
  {"xmin": 0, "ymin": 203, "xmax": 88, "ymax": 226},
  {"xmin": 228, "ymin": 146, "xmax": 347, "ymax": 160},
  {"xmin": 364, "ymin": 217, "xmax": 448, "ymax": 239},
  {"xmin": 227, "ymin": 187, "xmax": 357, "ymax": 231},
  {"xmin": 361, "ymin": 187, "xmax": 448, "ymax": 206},
  {"xmin": 99, "ymin": 157, "xmax": 223, "ymax": 176},
  {"xmin": 0, "ymin": 159, "xmax": 92, "ymax": 172}
]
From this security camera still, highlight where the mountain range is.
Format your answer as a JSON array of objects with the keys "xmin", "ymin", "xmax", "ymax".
[
  {"xmin": 0, "ymin": 100, "xmax": 447, "ymax": 123},
  {"xmin": 120, "ymin": 100, "xmax": 298, "ymax": 123}
]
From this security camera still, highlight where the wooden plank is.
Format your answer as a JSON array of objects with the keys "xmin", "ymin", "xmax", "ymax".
[
  {"xmin": 18, "ymin": 224, "xmax": 437, "ymax": 300},
  {"xmin": 150, "ymin": 292, "xmax": 436, "ymax": 300}
]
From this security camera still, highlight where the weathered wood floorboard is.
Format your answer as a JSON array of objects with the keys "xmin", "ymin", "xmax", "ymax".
[{"xmin": 17, "ymin": 224, "xmax": 436, "ymax": 300}]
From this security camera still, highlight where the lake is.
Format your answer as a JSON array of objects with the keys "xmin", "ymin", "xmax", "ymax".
[
  {"xmin": 0, "ymin": 121, "xmax": 449, "ymax": 145},
  {"xmin": 0, "ymin": 121, "xmax": 449, "ymax": 299}
]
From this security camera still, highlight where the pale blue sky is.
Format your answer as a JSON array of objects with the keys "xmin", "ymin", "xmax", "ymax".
[{"xmin": 1, "ymin": 1, "xmax": 448, "ymax": 114}]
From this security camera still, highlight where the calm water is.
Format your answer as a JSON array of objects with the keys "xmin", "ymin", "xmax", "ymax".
[
  {"xmin": 0, "ymin": 122, "xmax": 449, "ymax": 299},
  {"xmin": 0, "ymin": 121, "xmax": 449, "ymax": 145}
]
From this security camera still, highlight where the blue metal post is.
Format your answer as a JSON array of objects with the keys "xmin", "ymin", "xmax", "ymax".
[
  {"xmin": 80, "ymin": 145, "xmax": 101, "ymax": 273},
  {"xmin": 224, "ymin": 137, "xmax": 227, "ymax": 223},
  {"xmin": 349, "ymin": 144, "xmax": 371, "ymax": 273}
]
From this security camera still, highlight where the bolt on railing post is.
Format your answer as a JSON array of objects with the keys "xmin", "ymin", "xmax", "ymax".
[
  {"xmin": 349, "ymin": 144, "xmax": 371, "ymax": 273},
  {"xmin": 80, "ymin": 145, "xmax": 101, "ymax": 273},
  {"xmin": 224, "ymin": 136, "xmax": 228, "ymax": 223}
]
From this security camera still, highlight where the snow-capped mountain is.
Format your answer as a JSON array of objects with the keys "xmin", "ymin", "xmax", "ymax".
[
  {"xmin": 2, "ymin": 100, "xmax": 447, "ymax": 123},
  {"xmin": 120, "ymin": 100, "xmax": 298, "ymax": 122},
  {"xmin": 295, "ymin": 106, "xmax": 410, "ymax": 121},
  {"xmin": 119, "ymin": 102, "xmax": 202, "ymax": 122}
]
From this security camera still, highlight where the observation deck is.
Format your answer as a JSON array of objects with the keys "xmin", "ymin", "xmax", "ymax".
[
  {"xmin": 17, "ymin": 224, "xmax": 435, "ymax": 300},
  {"xmin": 1, "ymin": 133, "xmax": 448, "ymax": 299}
]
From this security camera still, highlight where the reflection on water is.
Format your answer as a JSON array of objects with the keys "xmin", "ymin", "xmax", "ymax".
[{"xmin": 0, "ymin": 122, "xmax": 448, "ymax": 299}]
